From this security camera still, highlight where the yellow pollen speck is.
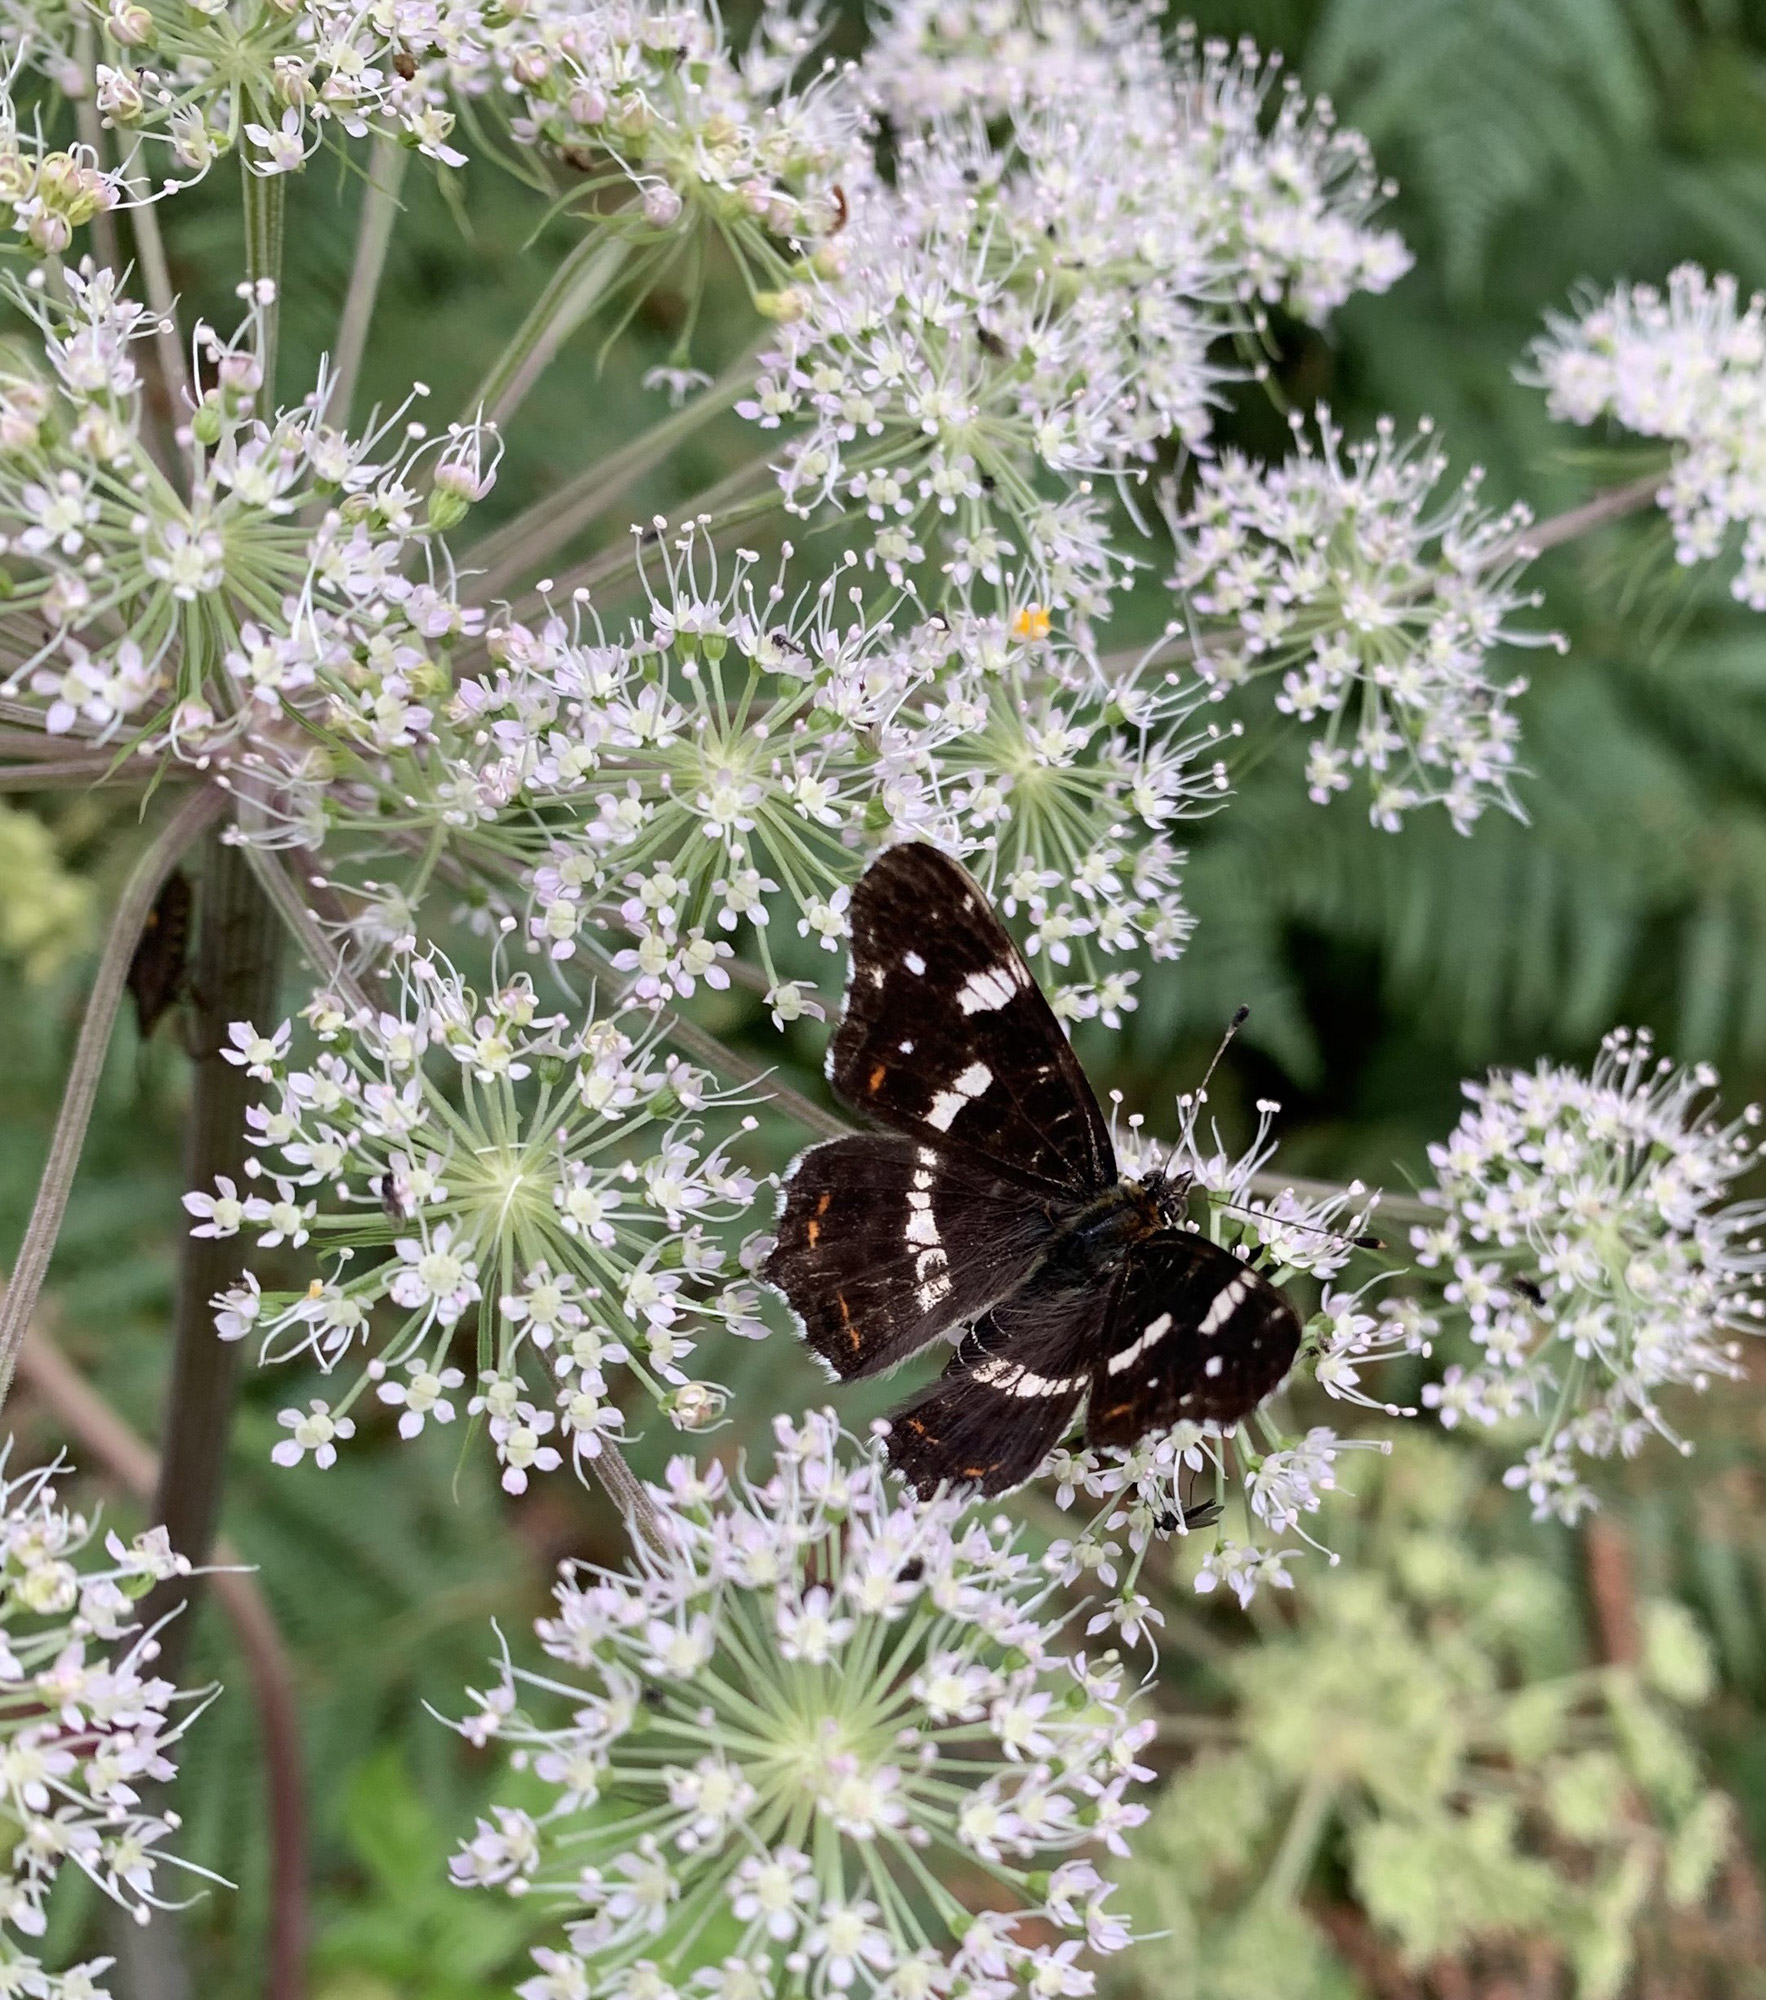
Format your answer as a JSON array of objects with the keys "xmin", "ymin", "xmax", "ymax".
[
  {"xmin": 1012, "ymin": 605, "xmax": 1051, "ymax": 643},
  {"xmin": 307, "ymin": 1279, "xmax": 325, "ymax": 1298}
]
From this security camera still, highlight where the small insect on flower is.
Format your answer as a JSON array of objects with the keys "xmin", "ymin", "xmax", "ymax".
[{"xmin": 449, "ymin": 1411, "xmax": 1147, "ymax": 1997}]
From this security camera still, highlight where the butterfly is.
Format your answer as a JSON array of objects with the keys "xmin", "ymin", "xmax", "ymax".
[{"xmin": 762, "ymin": 842, "xmax": 1306, "ymax": 1498}]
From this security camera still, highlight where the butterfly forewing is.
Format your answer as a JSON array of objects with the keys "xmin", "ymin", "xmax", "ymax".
[
  {"xmin": 885, "ymin": 1263, "xmax": 1113, "ymax": 1498},
  {"xmin": 1085, "ymin": 1234, "xmax": 1302, "ymax": 1450},
  {"xmin": 830, "ymin": 844, "xmax": 1114, "ymax": 1194},
  {"xmin": 765, "ymin": 1135, "xmax": 1058, "ymax": 1381}
]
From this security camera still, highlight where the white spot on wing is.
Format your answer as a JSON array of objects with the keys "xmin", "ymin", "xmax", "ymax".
[
  {"xmin": 904, "ymin": 950, "xmax": 926, "ymax": 976},
  {"xmin": 1107, "ymin": 1311, "xmax": 1173, "ymax": 1376},
  {"xmin": 1204, "ymin": 1354, "xmax": 1224, "ymax": 1378},
  {"xmin": 1198, "ymin": 1274, "xmax": 1251, "ymax": 1338},
  {"xmin": 899, "ymin": 1039, "xmax": 914, "ymax": 1053},
  {"xmin": 905, "ymin": 1206, "xmax": 940, "ymax": 1248},
  {"xmin": 970, "ymin": 1358, "xmax": 1080, "ymax": 1398},
  {"xmin": 956, "ymin": 964, "xmax": 1018, "ymax": 1014},
  {"xmin": 916, "ymin": 1269, "xmax": 951, "ymax": 1310},
  {"xmin": 924, "ymin": 1061, "xmax": 994, "ymax": 1132}
]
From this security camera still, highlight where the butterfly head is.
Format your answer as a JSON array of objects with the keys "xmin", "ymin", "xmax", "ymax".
[{"xmin": 1137, "ymin": 1166, "xmax": 1197, "ymax": 1232}]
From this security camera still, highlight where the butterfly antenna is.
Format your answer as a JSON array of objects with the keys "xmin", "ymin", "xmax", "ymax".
[
  {"xmin": 1217, "ymin": 1199, "xmax": 1384, "ymax": 1254},
  {"xmin": 1192, "ymin": 1004, "xmax": 1250, "ymax": 1102}
]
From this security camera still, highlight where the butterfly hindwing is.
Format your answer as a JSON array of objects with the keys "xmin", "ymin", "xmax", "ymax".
[
  {"xmin": 830, "ymin": 843, "xmax": 1114, "ymax": 1194},
  {"xmin": 885, "ymin": 1263, "xmax": 1115, "ymax": 1497},
  {"xmin": 764, "ymin": 1134, "xmax": 1061, "ymax": 1381},
  {"xmin": 1085, "ymin": 1233, "xmax": 1303, "ymax": 1450}
]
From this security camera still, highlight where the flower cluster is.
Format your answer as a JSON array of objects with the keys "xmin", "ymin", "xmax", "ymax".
[
  {"xmin": 1033, "ymin": 1095, "xmax": 1421, "ymax": 1614},
  {"xmin": 0, "ymin": 1444, "xmax": 209, "ymax": 1999},
  {"xmin": 1528, "ymin": 263, "xmax": 1766, "ymax": 608},
  {"xmin": 188, "ymin": 956, "xmax": 768, "ymax": 1487},
  {"xmin": 450, "ymin": 1411, "xmax": 1147, "ymax": 1999},
  {"xmin": 461, "ymin": 0, "xmax": 863, "ymax": 280},
  {"xmin": 0, "ymin": 267, "xmax": 497, "ymax": 844},
  {"xmin": 13, "ymin": 0, "xmax": 474, "ymax": 183},
  {"xmin": 1415, "ymin": 1028, "xmax": 1766, "ymax": 1521},
  {"xmin": 870, "ymin": 18, "xmax": 1412, "ymax": 322},
  {"xmin": 1171, "ymin": 411, "xmax": 1552, "ymax": 830},
  {"xmin": 743, "ymin": 21, "xmax": 1409, "ymax": 601},
  {"xmin": 0, "ymin": 56, "xmax": 128, "ymax": 257},
  {"xmin": 431, "ymin": 528, "xmax": 1220, "ymax": 1025}
]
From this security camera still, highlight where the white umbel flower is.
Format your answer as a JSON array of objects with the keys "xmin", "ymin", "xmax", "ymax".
[
  {"xmin": 1416, "ymin": 1028, "xmax": 1766, "ymax": 1519},
  {"xmin": 449, "ymin": 1412, "xmax": 1147, "ymax": 1996},
  {"xmin": 0, "ymin": 1444, "xmax": 212, "ymax": 1995},
  {"xmin": 1529, "ymin": 263, "xmax": 1766, "ymax": 608},
  {"xmin": 1171, "ymin": 409, "xmax": 1555, "ymax": 831}
]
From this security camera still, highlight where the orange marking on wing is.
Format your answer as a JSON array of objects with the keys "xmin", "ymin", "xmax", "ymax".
[
  {"xmin": 1101, "ymin": 1401, "xmax": 1133, "ymax": 1422},
  {"xmin": 902, "ymin": 1416, "xmax": 928, "ymax": 1436},
  {"xmin": 836, "ymin": 1292, "xmax": 860, "ymax": 1351},
  {"xmin": 868, "ymin": 1063, "xmax": 887, "ymax": 1094},
  {"xmin": 961, "ymin": 1464, "xmax": 997, "ymax": 1480},
  {"xmin": 813, "ymin": 1192, "xmax": 832, "ymax": 1218},
  {"xmin": 805, "ymin": 1218, "xmax": 821, "ymax": 1246}
]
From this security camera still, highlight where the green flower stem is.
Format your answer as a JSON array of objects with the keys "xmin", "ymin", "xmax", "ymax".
[
  {"xmin": 138, "ymin": 828, "xmax": 284, "ymax": 1687},
  {"xmin": 0, "ymin": 784, "xmax": 227, "ymax": 1409},
  {"xmin": 242, "ymin": 156, "xmax": 287, "ymax": 402},
  {"xmin": 16, "ymin": 1329, "xmax": 310, "ymax": 2000},
  {"xmin": 0, "ymin": 758, "xmax": 155, "ymax": 790},
  {"xmin": 326, "ymin": 132, "xmax": 407, "ymax": 430},
  {"xmin": 459, "ymin": 341, "xmax": 765, "ymax": 604},
  {"xmin": 1260, "ymin": 1765, "xmax": 1340, "ymax": 1907},
  {"xmin": 468, "ymin": 223, "xmax": 637, "ymax": 432},
  {"xmin": 127, "ymin": 192, "xmax": 191, "ymax": 477}
]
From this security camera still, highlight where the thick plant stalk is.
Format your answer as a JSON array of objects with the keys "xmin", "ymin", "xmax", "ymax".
[
  {"xmin": 139, "ymin": 831, "xmax": 283, "ymax": 1684},
  {"xmin": 0, "ymin": 785, "xmax": 226, "ymax": 1407},
  {"xmin": 326, "ymin": 133, "xmax": 407, "ymax": 429},
  {"xmin": 1509, "ymin": 470, "xmax": 1664, "ymax": 562},
  {"xmin": 15, "ymin": 1327, "xmax": 309, "ymax": 2000},
  {"xmin": 468, "ymin": 227, "xmax": 635, "ymax": 430}
]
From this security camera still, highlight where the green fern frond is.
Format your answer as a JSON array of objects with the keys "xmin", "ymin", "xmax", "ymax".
[{"xmin": 1313, "ymin": 0, "xmax": 1657, "ymax": 291}]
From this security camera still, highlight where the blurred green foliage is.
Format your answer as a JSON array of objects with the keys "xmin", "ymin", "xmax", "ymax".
[
  {"xmin": 11, "ymin": 0, "xmax": 1766, "ymax": 1993},
  {"xmin": 1110, "ymin": 1440, "xmax": 1750, "ymax": 1998}
]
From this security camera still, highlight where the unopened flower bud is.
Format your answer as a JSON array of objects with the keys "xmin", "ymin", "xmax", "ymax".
[
  {"xmin": 753, "ymin": 287, "xmax": 806, "ymax": 323},
  {"xmin": 107, "ymin": 0, "xmax": 155, "ymax": 45},
  {"xmin": 272, "ymin": 57, "xmax": 310, "ymax": 107},
  {"xmin": 27, "ymin": 210, "xmax": 73, "ymax": 256},
  {"xmin": 642, "ymin": 182, "xmax": 683, "ymax": 228}
]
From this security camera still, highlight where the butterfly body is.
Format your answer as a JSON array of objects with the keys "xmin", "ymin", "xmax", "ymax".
[{"xmin": 763, "ymin": 843, "xmax": 1304, "ymax": 1497}]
